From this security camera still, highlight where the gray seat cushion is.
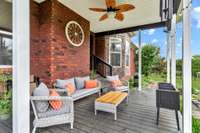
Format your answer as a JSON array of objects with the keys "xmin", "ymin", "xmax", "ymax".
[
  {"xmin": 72, "ymin": 88, "xmax": 100, "ymax": 100},
  {"xmin": 75, "ymin": 76, "xmax": 90, "ymax": 90},
  {"xmin": 37, "ymin": 101, "xmax": 71, "ymax": 118},
  {"xmin": 55, "ymin": 78, "xmax": 76, "ymax": 89},
  {"xmin": 33, "ymin": 83, "xmax": 50, "ymax": 113},
  {"xmin": 106, "ymin": 75, "xmax": 119, "ymax": 81}
]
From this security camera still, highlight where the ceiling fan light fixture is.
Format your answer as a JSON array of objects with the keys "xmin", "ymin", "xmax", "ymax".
[
  {"xmin": 89, "ymin": 0, "xmax": 135, "ymax": 21},
  {"xmin": 107, "ymin": 12, "xmax": 116, "ymax": 18}
]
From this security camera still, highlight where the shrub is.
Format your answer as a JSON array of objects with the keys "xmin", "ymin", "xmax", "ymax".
[
  {"xmin": 0, "ymin": 90, "xmax": 12, "ymax": 115},
  {"xmin": 193, "ymin": 117, "xmax": 200, "ymax": 133},
  {"xmin": 0, "ymin": 74, "xmax": 12, "ymax": 83}
]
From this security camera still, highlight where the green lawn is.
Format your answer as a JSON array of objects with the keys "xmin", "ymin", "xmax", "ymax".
[
  {"xmin": 142, "ymin": 73, "xmax": 200, "ymax": 100},
  {"xmin": 142, "ymin": 73, "xmax": 200, "ymax": 132}
]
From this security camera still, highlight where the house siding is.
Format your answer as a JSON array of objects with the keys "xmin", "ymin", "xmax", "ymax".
[{"xmin": 95, "ymin": 34, "xmax": 136, "ymax": 78}]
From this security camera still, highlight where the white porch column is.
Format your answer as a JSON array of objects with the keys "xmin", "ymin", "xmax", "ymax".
[
  {"xmin": 182, "ymin": 0, "xmax": 192, "ymax": 132},
  {"xmin": 166, "ymin": 32, "xmax": 171, "ymax": 83},
  {"xmin": 138, "ymin": 29, "xmax": 142, "ymax": 91},
  {"xmin": 170, "ymin": 14, "xmax": 176, "ymax": 87},
  {"xmin": 13, "ymin": 0, "xmax": 30, "ymax": 133}
]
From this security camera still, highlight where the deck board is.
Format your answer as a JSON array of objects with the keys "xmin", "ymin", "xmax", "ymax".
[{"xmin": 0, "ymin": 89, "xmax": 182, "ymax": 133}]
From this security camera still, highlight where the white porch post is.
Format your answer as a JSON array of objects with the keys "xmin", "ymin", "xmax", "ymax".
[
  {"xmin": 138, "ymin": 29, "xmax": 142, "ymax": 91},
  {"xmin": 182, "ymin": 0, "xmax": 192, "ymax": 132},
  {"xmin": 170, "ymin": 14, "xmax": 176, "ymax": 87},
  {"xmin": 166, "ymin": 32, "xmax": 171, "ymax": 83},
  {"xmin": 13, "ymin": 0, "xmax": 30, "ymax": 133}
]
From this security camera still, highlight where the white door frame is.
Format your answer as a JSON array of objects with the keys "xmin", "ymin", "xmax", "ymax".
[{"xmin": 12, "ymin": 0, "xmax": 30, "ymax": 133}]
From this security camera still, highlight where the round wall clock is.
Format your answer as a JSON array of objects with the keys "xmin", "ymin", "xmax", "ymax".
[{"xmin": 65, "ymin": 21, "xmax": 85, "ymax": 47}]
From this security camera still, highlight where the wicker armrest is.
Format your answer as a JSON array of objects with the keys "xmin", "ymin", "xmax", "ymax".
[
  {"xmin": 97, "ymin": 80, "xmax": 102, "ymax": 88},
  {"xmin": 49, "ymin": 89, "xmax": 67, "ymax": 93},
  {"xmin": 30, "ymin": 96, "xmax": 72, "ymax": 101},
  {"xmin": 156, "ymin": 89, "xmax": 179, "ymax": 93}
]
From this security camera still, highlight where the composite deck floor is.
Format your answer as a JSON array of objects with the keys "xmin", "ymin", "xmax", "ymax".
[{"xmin": 0, "ymin": 89, "xmax": 182, "ymax": 133}]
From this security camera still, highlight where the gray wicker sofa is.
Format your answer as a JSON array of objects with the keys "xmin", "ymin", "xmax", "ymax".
[
  {"xmin": 54, "ymin": 76, "xmax": 102, "ymax": 101},
  {"xmin": 30, "ymin": 76, "xmax": 101, "ymax": 133}
]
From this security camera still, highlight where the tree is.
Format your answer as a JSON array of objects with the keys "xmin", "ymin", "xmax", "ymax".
[
  {"xmin": 176, "ymin": 55, "xmax": 200, "ymax": 77},
  {"xmin": 141, "ymin": 44, "xmax": 160, "ymax": 76}
]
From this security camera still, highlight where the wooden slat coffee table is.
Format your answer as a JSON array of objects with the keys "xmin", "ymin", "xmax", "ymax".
[{"xmin": 95, "ymin": 91, "xmax": 128, "ymax": 120}]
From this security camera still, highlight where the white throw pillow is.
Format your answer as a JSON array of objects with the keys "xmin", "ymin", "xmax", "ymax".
[{"xmin": 33, "ymin": 83, "xmax": 50, "ymax": 113}]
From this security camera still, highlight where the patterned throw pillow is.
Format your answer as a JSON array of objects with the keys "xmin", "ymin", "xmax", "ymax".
[
  {"xmin": 66, "ymin": 83, "xmax": 76, "ymax": 96},
  {"xmin": 49, "ymin": 90, "xmax": 62, "ymax": 110},
  {"xmin": 85, "ymin": 80, "xmax": 98, "ymax": 89},
  {"xmin": 55, "ymin": 78, "xmax": 76, "ymax": 89},
  {"xmin": 111, "ymin": 80, "xmax": 122, "ymax": 88}
]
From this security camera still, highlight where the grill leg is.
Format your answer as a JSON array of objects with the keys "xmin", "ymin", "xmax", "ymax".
[
  {"xmin": 175, "ymin": 110, "xmax": 180, "ymax": 131},
  {"xmin": 156, "ymin": 108, "xmax": 160, "ymax": 125}
]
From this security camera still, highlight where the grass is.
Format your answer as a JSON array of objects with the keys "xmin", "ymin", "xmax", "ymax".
[
  {"xmin": 193, "ymin": 117, "xmax": 200, "ymax": 133},
  {"xmin": 142, "ymin": 73, "xmax": 200, "ymax": 132},
  {"xmin": 142, "ymin": 73, "xmax": 166, "ymax": 88},
  {"xmin": 142, "ymin": 73, "xmax": 200, "ymax": 100}
]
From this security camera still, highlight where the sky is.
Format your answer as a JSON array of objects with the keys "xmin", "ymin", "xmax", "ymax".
[{"xmin": 131, "ymin": 0, "xmax": 200, "ymax": 59}]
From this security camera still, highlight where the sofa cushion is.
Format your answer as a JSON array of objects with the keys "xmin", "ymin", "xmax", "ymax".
[
  {"xmin": 111, "ymin": 80, "xmax": 122, "ymax": 87},
  {"xmin": 106, "ymin": 75, "xmax": 119, "ymax": 82},
  {"xmin": 33, "ymin": 83, "xmax": 49, "ymax": 113},
  {"xmin": 85, "ymin": 80, "xmax": 98, "ymax": 89},
  {"xmin": 55, "ymin": 78, "xmax": 75, "ymax": 89},
  {"xmin": 71, "ymin": 88, "xmax": 100, "ymax": 100},
  {"xmin": 37, "ymin": 101, "xmax": 71, "ymax": 118},
  {"xmin": 66, "ymin": 83, "xmax": 76, "ymax": 96},
  {"xmin": 75, "ymin": 76, "xmax": 90, "ymax": 90}
]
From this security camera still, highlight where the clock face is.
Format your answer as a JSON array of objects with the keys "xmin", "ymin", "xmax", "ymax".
[{"xmin": 65, "ymin": 21, "xmax": 85, "ymax": 47}]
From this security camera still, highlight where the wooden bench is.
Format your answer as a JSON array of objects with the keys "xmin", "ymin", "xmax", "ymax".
[{"xmin": 95, "ymin": 91, "xmax": 128, "ymax": 120}]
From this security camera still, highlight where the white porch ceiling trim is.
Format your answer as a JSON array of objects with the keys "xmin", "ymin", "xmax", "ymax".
[{"xmin": 35, "ymin": 0, "xmax": 162, "ymax": 33}]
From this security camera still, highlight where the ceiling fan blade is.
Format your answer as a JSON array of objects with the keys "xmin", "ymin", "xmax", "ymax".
[
  {"xmin": 105, "ymin": 0, "xmax": 116, "ymax": 8},
  {"xmin": 89, "ymin": 8, "xmax": 107, "ymax": 12},
  {"xmin": 115, "ymin": 12, "xmax": 124, "ymax": 21},
  {"xmin": 99, "ymin": 13, "xmax": 108, "ymax": 21},
  {"xmin": 116, "ymin": 4, "xmax": 135, "ymax": 12}
]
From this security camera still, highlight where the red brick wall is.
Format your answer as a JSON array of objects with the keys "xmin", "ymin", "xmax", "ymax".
[{"xmin": 30, "ymin": 0, "xmax": 90, "ymax": 86}]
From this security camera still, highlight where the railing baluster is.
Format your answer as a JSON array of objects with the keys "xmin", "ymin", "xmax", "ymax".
[{"xmin": 92, "ymin": 55, "xmax": 112, "ymax": 77}]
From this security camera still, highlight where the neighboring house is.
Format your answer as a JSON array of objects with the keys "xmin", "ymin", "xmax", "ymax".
[{"xmin": 95, "ymin": 33, "xmax": 136, "ymax": 78}]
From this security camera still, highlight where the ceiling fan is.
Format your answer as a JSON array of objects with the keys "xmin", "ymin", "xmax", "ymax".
[{"xmin": 89, "ymin": 0, "xmax": 135, "ymax": 21}]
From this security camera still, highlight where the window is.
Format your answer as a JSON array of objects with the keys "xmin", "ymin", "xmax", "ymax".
[
  {"xmin": 125, "ymin": 40, "xmax": 130, "ymax": 67},
  {"xmin": 0, "ymin": 30, "xmax": 12, "ymax": 66},
  {"xmin": 109, "ymin": 37, "xmax": 122, "ymax": 67}
]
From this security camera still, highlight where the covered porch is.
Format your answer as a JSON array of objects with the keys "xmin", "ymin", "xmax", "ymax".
[
  {"xmin": 1, "ymin": 0, "xmax": 193, "ymax": 132},
  {"xmin": 1, "ymin": 88, "xmax": 181, "ymax": 133}
]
